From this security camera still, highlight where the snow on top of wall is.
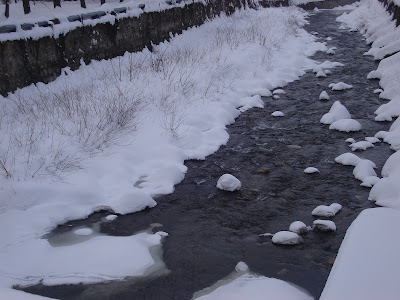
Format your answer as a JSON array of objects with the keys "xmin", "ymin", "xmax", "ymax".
[{"xmin": 0, "ymin": 0, "xmax": 200, "ymax": 42}]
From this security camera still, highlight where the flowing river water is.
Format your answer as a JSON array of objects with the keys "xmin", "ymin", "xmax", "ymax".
[{"xmin": 21, "ymin": 8, "xmax": 394, "ymax": 300}]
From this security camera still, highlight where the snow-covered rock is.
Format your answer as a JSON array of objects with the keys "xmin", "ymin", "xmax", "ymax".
[
  {"xmin": 235, "ymin": 261, "xmax": 249, "ymax": 272},
  {"xmin": 195, "ymin": 273, "xmax": 313, "ymax": 300},
  {"xmin": 216, "ymin": 174, "xmax": 241, "ymax": 191},
  {"xmin": 345, "ymin": 138, "xmax": 356, "ymax": 143},
  {"xmin": 367, "ymin": 70, "xmax": 382, "ymax": 79},
  {"xmin": 373, "ymin": 88, "xmax": 383, "ymax": 94},
  {"xmin": 369, "ymin": 151, "xmax": 400, "ymax": 209},
  {"xmin": 349, "ymin": 141, "xmax": 374, "ymax": 151},
  {"xmin": 272, "ymin": 231, "xmax": 303, "ymax": 245},
  {"xmin": 289, "ymin": 221, "xmax": 308, "ymax": 234},
  {"xmin": 360, "ymin": 176, "xmax": 380, "ymax": 187},
  {"xmin": 273, "ymin": 89, "xmax": 285, "ymax": 95},
  {"xmin": 329, "ymin": 82, "xmax": 353, "ymax": 91},
  {"xmin": 365, "ymin": 137, "xmax": 380, "ymax": 144},
  {"xmin": 304, "ymin": 167, "xmax": 320, "ymax": 174},
  {"xmin": 105, "ymin": 214, "xmax": 118, "ymax": 221},
  {"xmin": 273, "ymin": 95, "xmax": 280, "ymax": 100},
  {"xmin": 353, "ymin": 159, "xmax": 377, "ymax": 181},
  {"xmin": 109, "ymin": 190, "xmax": 157, "ymax": 215},
  {"xmin": 313, "ymin": 220, "xmax": 336, "ymax": 232},
  {"xmin": 316, "ymin": 70, "xmax": 327, "ymax": 77},
  {"xmin": 335, "ymin": 152, "xmax": 361, "ymax": 166},
  {"xmin": 74, "ymin": 228, "xmax": 93, "ymax": 236},
  {"xmin": 327, "ymin": 48, "xmax": 336, "ymax": 55},
  {"xmin": 329, "ymin": 119, "xmax": 362, "ymax": 132},
  {"xmin": 271, "ymin": 111, "xmax": 284, "ymax": 117},
  {"xmin": 326, "ymin": 37, "xmax": 332, "ymax": 41},
  {"xmin": 320, "ymin": 101, "xmax": 351, "ymax": 125},
  {"xmin": 319, "ymin": 91, "xmax": 330, "ymax": 100},
  {"xmin": 312, "ymin": 203, "xmax": 342, "ymax": 217}
]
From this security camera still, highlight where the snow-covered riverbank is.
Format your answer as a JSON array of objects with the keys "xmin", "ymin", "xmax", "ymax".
[
  {"xmin": 321, "ymin": 1, "xmax": 400, "ymax": 298},
  {"xmin": 0, "ymin": 6, "xmax": 326, "ymax": 298}
]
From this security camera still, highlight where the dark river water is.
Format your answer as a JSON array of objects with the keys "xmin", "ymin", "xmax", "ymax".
[{"xmin": 20, "ymin": 9, "xmax": 394, "ymax": 300}]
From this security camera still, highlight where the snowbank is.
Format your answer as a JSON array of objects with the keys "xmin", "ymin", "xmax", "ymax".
[
  {"xmin": 194, "ymin": 271, "xmax": 313, "ymax": 300},
  {"xmin": 321, "ymin": 208, "xmax": 400, "ymax": 300}
]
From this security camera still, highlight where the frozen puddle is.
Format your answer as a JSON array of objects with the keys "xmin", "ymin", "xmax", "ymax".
[
  {"xmin": 192, "ymin": 263, "xmax": 312, "ymax": 300},
  {"xmin": 7, "ymin": 224, "xmax": 169, "ymax": 288}
]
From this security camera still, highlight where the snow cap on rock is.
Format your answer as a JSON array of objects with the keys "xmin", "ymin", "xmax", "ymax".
[{"xmin": 216, "ymin": 174, "xmax": 241, "ymax": 191}]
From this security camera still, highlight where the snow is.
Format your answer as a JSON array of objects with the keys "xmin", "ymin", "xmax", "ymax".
[
  {"xmin": 320, "ymin": 101, "xmax": 352, "ymax": 125},
  {"xmin": 345, "ymin": 138, "xmax": 356, "ymax": 143},
  {"xmin": 329, "ymin": 82, "xmax": 353, "ymax": 91},
  {"xmin": 108, "ymin": 189, "xmax": 157, "ymax": 215},
  {"xmin": 73, "ymin": 228, "xmax": 93, "ymax": 236},
  {"xmin": 338, "ymin": 24, "xmax": 346, "ymax": 30},
  {"xmin": 353, "ymin": 159, "xmax": 377, "ymax": 182},
  {"xmin": 316, "ymin": 70, "xmax": 327, "ymax": 77},
  {"xmin": 349, "ymin": 141, "xmax": 374, "ymax": 151},
  {"xmin": 373, "ymin": 88, "xmax": 383, "ymax": 94},
  {"xmin": 326, "ymin": 47, "xmax": 336, "ymax": 55},
  {"xmin": 0, "ymin": 232, "xmax": 165, "ymax": 286},
  {"xmin": 319, "ymin": 91, "xmax": 330, "ymax": 100},
  {"xmin": 304, "ymin": 167, "xmax": 319, "ymax": 174},
  {"xmin": 369, "ymin": 151, "xmax": 400, "ymax": 209},
  {"xmin": 271, "ymin": 111, "xmax": 285, "ymax": 117},
  {"xmin": 289, "ymin": 221, "xmax": 308, "ymax": 234},
  {"xmin": 273, "ymin": 89, "xmax": 285, "ymax": 95},
  {"xmin": 216, "ymin": 174, "xmax": 242, "ymax": 192},
  {"xmin": 335, "ymin": 152, "xmax": 361, "ymax": 166},
  {"xmin": 365, "ymin": 136, "xmax": 380, "ymax": 144},
  {"xmin": 272, "ymin": 231, "xmax": 303, "ymax": 245},
  {"xmin": 321, "ymin": 208, "xmax": 400, "ymax": 300},
  {"xmin": 329, "ymin": 119, "xmax": 362, "ymax": 132},
  {"xmin": 273, "ymin": 95, "xmax": 281, "ymax": 100},
  {"xmin": 0, "ymin": 0, "xmax": 197, "ymax": 41},
  {"xmin": 194, "ymin": 273, "xmax": 313, "ymax": 300},
  {"xmin": 326, "ymin": 37, "xmax": 332, "ymax": 41},
  {"xmin": 235, "ymin": 261, "xmax": 249, "ymax": 272},
  {"xmin": 313, "ymin": 220, "xmax": 336, "ymax": 232},
  {"xmin": 105, "ymin": 214, "xmax": 118, "ymax": 221},
  {"xmin": 312, "ymin": 203, "xmax": 342, "ymax": 217},
  {"xmin": 0, "ymin": 6, "xmax": 328, "ymax": 296},
  {"xmin": 360, "ymin": 176, "xmax": 380, "ymax": 188}
]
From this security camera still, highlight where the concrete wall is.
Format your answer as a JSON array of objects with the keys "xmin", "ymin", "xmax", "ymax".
[{"xmin": 1, "ymin": 0, "xmax": 364, "ymax": 96}]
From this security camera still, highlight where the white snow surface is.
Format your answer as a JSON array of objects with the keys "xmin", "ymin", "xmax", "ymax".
[
  {"xmin": 329, "ymin": 82, "xmax": 353, "ymax": 90},
  {"xmin": 321, "ymin": 208, "xmax": 400, "ymax": 300},
  {"xmin": 345, "ymin": 137, "xmax": 356, "ymax": 143},
  {"xmin": 369, "ymin": 151, "xmax": 400, "ymax": 209},
  {"xmin": 0, "ymin": 6, "xmax": 328, "ymax": 297},
  {"xmin": 320, "ymin": 101, "xmax": 351, "ymax": 125},
  {"xmin": 313, "ymin": 220, "xmax": 336, "ymax": 232},
  {"xmin": 319, "ymin": 91, "xmax": 330, "ymax": 100},
  {"xmin": 271, "ymin": 111, "xmax": 285, "ymax": 117},
  {"xmin": 349, "ymin": 141, "xmax": 374, "ymax": 151},
  {"xmin": 365, "ymin": 136, "xmax": 380, "ymax": 143},
  {"xmin": 272, "ymin": 231, "xmax": 303, "ymax": 245},
  {"xmin": 329, "ymin": 119, "xmax": 362, "ymax": 132},
  {"xmin": 73, "ymin": 228, "xmax": 93, "ymax": 236},
  {"xmin": 289, "ymin": 221, "xmax": 307, "ymax": 234},
  {"xmin": 312, "ymin": 203, "xmax": 342, "ymax": 217},
  {"xmin": 216, "ymin": 174, "xmax": 242, "ymax": 192},
  {"xmin": 235, "ymin": 262, "xmax": 249, "ymax": 273},
  {"xmin": 273, "ymin": 89, "xmax": 285, "ymax": 95},
  {"xmin": 335, "ymin": 152, "xmax": 361, "ymax": 166},
  {"xmin": 195, "ymin": 272, "xmax": 313, "ymax": 300},
  {"xmin": 304, "ymin": 167, "xmax": 319, "ymax": 174}
]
